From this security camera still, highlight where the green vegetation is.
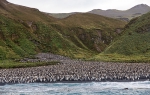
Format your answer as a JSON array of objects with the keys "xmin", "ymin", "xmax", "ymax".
[
  {"xmin": 51, "ymin": 13, "xmax": 126, "ymax": 53},
  {"xmin": 3, "ymin": 0, "xmax": 150, "ymax": 64},
  {"xmin": 0, "ymin": 14, "xmax": 37, "ymax": 59},
  {"xmin": 91, "ymin": 53, "xmax": 150, "ymax": 63},
  {"xmin": 0, "ymin": 0, "xmax": 126, "ymax": 62},
  {"xmin": 0, "ymin": 60, "xmax": 58, "ymax": 69},
  {"xmin": 92, "ymin": 12, "xmax": 150, "ymax": 62}
]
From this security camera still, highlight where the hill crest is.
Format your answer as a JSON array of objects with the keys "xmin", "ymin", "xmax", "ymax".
[{"xmin": 49, "ymin": 4, "xmax": 150, "ymax": 21}]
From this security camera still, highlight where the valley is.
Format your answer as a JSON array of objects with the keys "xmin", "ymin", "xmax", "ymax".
[
  {"xmin": 0, "ymin": 0, "xmax": 150, "ymax": 63},
  {"xmin": 0, "ymin": 0, "xmax": 150, "ymax": 87}
]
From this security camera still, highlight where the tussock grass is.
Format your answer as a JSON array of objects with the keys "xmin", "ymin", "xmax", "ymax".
[
  {"xmin": 92, "ymin": 12, "xmax": 150, "ymax": 62},
  {"xmin": 0, "ymin": 60, "xmax": 58, "ymax": 69},
  {"xmin": 91, "ymin": 53, "xmax": 150, "ymax": 63}
]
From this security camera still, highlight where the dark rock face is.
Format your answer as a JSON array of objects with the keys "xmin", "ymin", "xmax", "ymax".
[{"xmin": 1, "ymin": 53, "xmax": 150, "ymax": 84}]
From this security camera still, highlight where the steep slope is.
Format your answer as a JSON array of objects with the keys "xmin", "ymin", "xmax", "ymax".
[
  {"xmin": 0, "ymin": 0, "xmax": 126, "ymax": 60},
  {"xmin": 0, "ymin": 0, "xmax": 81, "ymax": 59},
  {"xmin": 0, "ymin": 0, "xmax": 56, "ymax": 22},
  {"xmin": 50, "ymin": 13, "xmax": 126, "ymax": 52},
  {"xmin": 92, "ymin": 12, "xmax": 150, "ymax": 62}
]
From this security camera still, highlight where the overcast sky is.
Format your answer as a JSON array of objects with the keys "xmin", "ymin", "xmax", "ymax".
[{"xmin": 7, "ymin": 0, "xmax": 150, "ymax": 13}]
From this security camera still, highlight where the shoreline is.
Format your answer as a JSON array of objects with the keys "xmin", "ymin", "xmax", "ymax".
[
  {"xmin": 0, "ymin": 62, "xmax": 150, "ymax": 85},
  {"xmin": 0, "ymin": 53, "xmax": 150, "ymax": 85},
  {"xmin": 1, "ymin": 79, "xmax": 149, "ymax": 86}
]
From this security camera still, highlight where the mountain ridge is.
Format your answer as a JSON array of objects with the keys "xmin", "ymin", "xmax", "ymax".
[
  {"xmin": 49, "ymin": 4, "xmax": 150, "ymax": 21},
  {"xmin": 89, "ymin": 4, "xmax": 150, "ymax": 21}
]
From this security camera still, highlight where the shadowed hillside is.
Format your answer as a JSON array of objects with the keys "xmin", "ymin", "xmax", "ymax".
[
  {"xmin": 92, "ymin": 12, "xmax": 150, "ymax": 62},
  {"xmin": 0, "ymin": 0, "xmax": 126, "ymax": 60}
]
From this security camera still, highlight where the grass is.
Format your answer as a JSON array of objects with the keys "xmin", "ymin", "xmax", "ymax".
[
  {"xmin": 91, "ymin": 12, "xmax": 150, "ymax": 63},
  {"xmin": 3, "ymin": 0, "xmax": 150, "ymax": 64},
  {"xmin": 103, "ymin": 32, "xmax": 150, "ymax": 55},
  {"xmin": 0, "ymin": 1, "xmax": 128, "ymax": 63},
  {"xmin": 34, "ymin": 22, "xmax": 96, "ymax": 59},
  {"xmin": 104, "ymin": 12, "xmax": 150, "ymax": 56},
  {"xmin": 90, "ymin": 53, "xmax": 150, "ymax": 63},
  {"xmin": 0, "ymin": 60, "xmax": 59, "ymax": 69}
]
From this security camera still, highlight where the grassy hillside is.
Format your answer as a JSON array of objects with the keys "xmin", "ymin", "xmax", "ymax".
[
  {"xmin": 0, "ymin": 14, "xmax": 94, "ymax": 59},
  {"xmin": 0, "ymin": 0, "xmax": 126, "ymax": 60},
  {"xmin": 51, "ymin": 13, "xmax": 126, "ymax": 52},
  {"xmin": 92, "ymin": 12, "xmax": 150, "ymax": 62},
  {"xmin": 0, "ymin": 0, "xmax": 56, "ymax": 22}
]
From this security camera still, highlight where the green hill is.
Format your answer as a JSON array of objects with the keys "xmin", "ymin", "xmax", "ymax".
[
  {"xmin": 92, "ymin": 12, "xmax": 150, "ymax": 62},
  {"xmin": 0, "ymin": 0, "xmax": 126, "ymax": 60},
  {"xmin": 51, "ymin": 13, "xmax": 126, "ymax": 53}
]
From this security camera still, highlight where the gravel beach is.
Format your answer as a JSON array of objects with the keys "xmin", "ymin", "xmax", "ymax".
[{"xmin": 0, "ymin": 53, "xmax": 150, "ymax": 85}]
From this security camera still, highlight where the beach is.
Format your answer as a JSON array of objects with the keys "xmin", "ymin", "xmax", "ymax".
[{"xmin": 0, "ymin": 53, "xmax": 150, "ymax": 85}]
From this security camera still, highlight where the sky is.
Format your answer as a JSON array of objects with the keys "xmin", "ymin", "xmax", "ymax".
[{"xmin": 7, "ymin": 0, "xmax": 150, "ymax": 13}]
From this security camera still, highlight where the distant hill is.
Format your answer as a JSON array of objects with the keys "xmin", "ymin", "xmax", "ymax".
[
  {"xmin": 49, "ymin": 13, "xmax": 76, "ymax": 19},
  {"xmin": 92, "ymin": 12, "xmax": 150, "ymax": 62},
  {"xmin": 89, "ymin": 4, "xmax": 150, "ymax": 21},
  {"xmin": 49, "ymin": 4, "xmax": 150, "ymax": 21},
  {"xmin": 0, "ymin": 0, "xmax": 126, "ymax": 60}
]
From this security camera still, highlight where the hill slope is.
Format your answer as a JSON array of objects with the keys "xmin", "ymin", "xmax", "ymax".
[
  {"xmin": 0, "ymin": 0, "xmax": 126, "ymax": 60},
  {"xmin": 92, "ymin": 12, "xmax": 150, "ymax": 62},
  {"xmin": 51, "ymin": 13, "xmax": 126, "ymax": 53}
]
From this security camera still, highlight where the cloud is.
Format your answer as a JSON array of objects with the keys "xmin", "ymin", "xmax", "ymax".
[
  {"xmin": 41, "ymin": 0, "xmax": 102, "ymax": 13},
  {"xmin": 7, "ymin": 0, "xmax": 150, "ymax": 13}
]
